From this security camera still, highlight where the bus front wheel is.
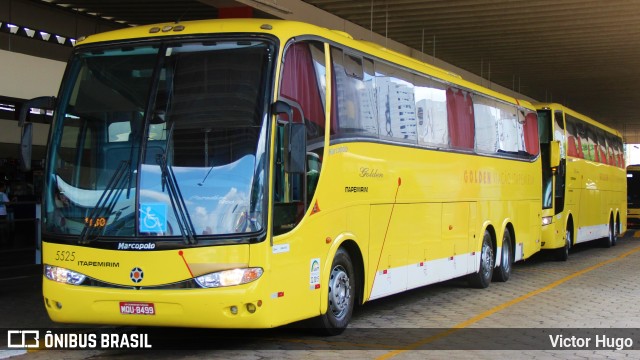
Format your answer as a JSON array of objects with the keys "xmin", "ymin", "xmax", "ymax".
[
  {"xmin": 317, "ymin": 247, "xmax": 355, "ymax": 335},
  {"xmin": 555, "ymin": 229, "xmax": 571, "ymax": 261},
  {"xmin": 468, "ymin": 231, "xmax": 494, "ymax": 288}
]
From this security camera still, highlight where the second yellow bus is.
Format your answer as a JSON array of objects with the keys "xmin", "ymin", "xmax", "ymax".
[{"xmin": 537, "ymin": 103, "xmax": 626, "ymax": 260}]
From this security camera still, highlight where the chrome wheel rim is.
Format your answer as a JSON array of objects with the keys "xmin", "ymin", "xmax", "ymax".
[
  {"xmin": 502, "ymin": 239, "xmax": 511, "ymax": 274},
  {"xmin": 329, "ymin": 265, "xmax": 351, "ymax": 320},
  {"xmin": 481, "ymin": 240, "xmax": 493, "ymax": 280},
  {"xmin": 609, "ymin": 222, "xmax": 614, "ymax": 244}
]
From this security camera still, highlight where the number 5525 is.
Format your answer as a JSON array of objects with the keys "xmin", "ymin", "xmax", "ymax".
[{"xmin": 55, "ymin": 251, "xmax": 75, "ymax": 261}]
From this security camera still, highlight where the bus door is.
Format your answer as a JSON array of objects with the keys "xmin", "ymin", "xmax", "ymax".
[
  {"xmin": 270, "ymin": 40, "xmax": 328, "ymax": 322},
  {"xmin": 553, "ymin": 110, "xmax": 567, "ymax": 217},
  {"xmin": 539, "ymin": 108, "xmax": 566, "ymax": 249}
]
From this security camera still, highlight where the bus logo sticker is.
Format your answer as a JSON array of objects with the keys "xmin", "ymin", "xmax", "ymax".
[
  {"xmin": 140, "ymin": 203, "xmax": 167, "ymax": 233},
  {"xmin": 130, "ymin": 267, "xmax": 144, "ymax": 283},
  {"xmin": 272, "ymin": 244, "xmax": 290, "ymax": 254},
  {"xmin": 310, "ymin": 258, "xmax": 320, "ymax": 289}
]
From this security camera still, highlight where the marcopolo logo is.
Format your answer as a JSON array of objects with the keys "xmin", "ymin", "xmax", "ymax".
[{"xmin": 117, "ymin": 242, "xmax": 156, "ymax": 250}]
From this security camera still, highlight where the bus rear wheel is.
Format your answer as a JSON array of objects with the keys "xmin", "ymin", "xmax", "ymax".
[
  {"xmin": 602, "ymin": 218, "xmax": 616, "ymax": 248},
  {"xmin": 316, "ymin": 247, "xmax": 355, "ymax": 335},
  {"xmin": 468, "ymin": 231, "xmax": 494, "ymax": 288},
  {"xmin": 493, "ymin": 230, "xmax": 512, "ymax": 282}
]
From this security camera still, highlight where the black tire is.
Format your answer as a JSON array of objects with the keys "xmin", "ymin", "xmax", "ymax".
[
  {"xmin": 555, "ymin": 228, "xmax": 571, "ymax": 261},
  {"xmin": 316, "ymin": 248, "xmax": 355, "ymax": 335},
  {"xmin": 493, "ymin": 230, "xmax": 513, "ymax": 282},
  {"xmin": 468, "ymin": 231, "xmax": 494, "ymax": 289},
  {"xmin": 602, "ymin": 218, "xmax": 614, "ymax": 248},
  {"xmin": 613, "ymin": 219, "xmax": 618, "ymax": 246}
]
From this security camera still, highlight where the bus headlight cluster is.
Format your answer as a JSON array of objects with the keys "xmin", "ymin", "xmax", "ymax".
[
  {"xmin": 44, "ymin": 265, "xmax": 87, "ymax": 285},
  {"xmin": 541, "ymin": 216, "xmax": 553, "ymax": 226},
  {"xmin": 195, "ymin": 268, "xmax": 263, "ymax": 288}
]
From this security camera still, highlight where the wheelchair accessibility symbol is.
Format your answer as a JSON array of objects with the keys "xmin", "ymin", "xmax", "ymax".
[{"xmin": 139, "ymin": 203, "xmax": 167, "ymax": 233}]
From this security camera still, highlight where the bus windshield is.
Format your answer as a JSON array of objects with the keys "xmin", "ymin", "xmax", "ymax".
[
  {"xmin": 44, "ymin": 40, "xmax": 274, "ymax": 240},
  {"xmin": 628, "ymin": 168, "xmax": 640, "ymax": 208},
  {"xmin": 537, "ymin": 109, "xmax": 554, "ymax": 210}
]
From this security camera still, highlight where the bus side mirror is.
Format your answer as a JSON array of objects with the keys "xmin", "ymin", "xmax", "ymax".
[
  {"xmin": 18, "ymin": 96, "xmax": 56, "ymax": 126},
  {"xmin": 550, "ymin": 140, "xmax": 561, "ymax": 169},
  {"xmin": 283, "ymin": 123, "xmax": 306, "ymax": 174},
  {"xmin": 18, "ymin": 96, "xmax": 56, "ymax": 172},
  {"xmin": 271, "ymin": 100, "xmax": 293, "ymax": 123},
  {"xmin": 272, "ymin": 100, "xmax": 306, "ymax": 174},
  {"xmin": 20, "ymin": 123, "xmax": 33, "ymax": 172}
]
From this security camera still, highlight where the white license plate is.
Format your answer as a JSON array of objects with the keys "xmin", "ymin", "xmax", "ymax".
[{"xmin": 119, "ymin": 302, "xmax": 155, "ymax": 315}]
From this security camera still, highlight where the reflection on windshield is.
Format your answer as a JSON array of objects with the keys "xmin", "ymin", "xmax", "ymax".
[
  {"xmin": 44, "ymin": 39, "xmax": 272, "ymax": 239},
  {"xmin": 140, "ymin": 155, "xmax": 258, "ymax": 236}
]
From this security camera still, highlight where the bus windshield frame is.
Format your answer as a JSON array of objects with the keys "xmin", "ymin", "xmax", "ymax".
[{"xmin": 43, "ymin": 37, "xmax": 276, "ymax": 244}]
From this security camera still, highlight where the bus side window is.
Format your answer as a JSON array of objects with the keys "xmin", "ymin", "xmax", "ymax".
[
  {"xmin": 472, "ymin": 95, "xmax": 498, "ymax": 153},
  {"xmin": 414, "ymin": 77, "xmax": 449, "ymax": 147},
  {"xmin": 274, "ymin": 41, "xmax": 327, "ymax": 235},
  {"xmin": 330, "ymin": 47, "xmax": 378, "ymax": 139},
  {"xmin": 570, "ymin": 116, "xmax": 586, "ymax": 159},
  {"xmin": 273, "ymin": 123, "xmax": 304, "ymax": 235},
  {"xmin": 553, "ymin": 110, "xmax": 566, "ymax": 158},
  {"xmin": 596, "ymin": 129, "xmax": 608, "ymax": 164}
]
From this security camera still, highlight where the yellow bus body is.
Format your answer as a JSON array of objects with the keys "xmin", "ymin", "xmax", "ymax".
[
  {"xmin": 42, "ymin": 19, "xmax": 542, "ymax": 329},
  {"xmin": 536, "ymin": 103, "xmax": 626, "ymax": 257}
]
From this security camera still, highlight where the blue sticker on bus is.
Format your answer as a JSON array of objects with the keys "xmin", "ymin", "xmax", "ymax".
[{"xmin": 139, "ymin": 203, "xmax": 167, "ymax": 233}]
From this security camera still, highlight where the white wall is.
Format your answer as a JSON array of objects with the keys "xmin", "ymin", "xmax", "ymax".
[
  {"xmin": 0, "ymin": 50, "xmax": 66, "ymax": 99},
  {"xmin": 0, "ymin": 50, "xmax": 65, "ymax": 146},
  {"xmin": 626, "ymin": 144, "xmax": 640, "ymax": 166}
]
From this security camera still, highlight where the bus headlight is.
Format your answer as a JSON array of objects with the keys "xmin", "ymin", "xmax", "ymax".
[
  {"xmin": 195, "ymin": 268, "xmax": 263, "ymax": 288},
  {"xmin": 44, "ymin": 265, "xmax": 87, "ymax": 285},
  {"xmin": 542, "ymin": 216, "xmax": 553, "ymax": 226}
]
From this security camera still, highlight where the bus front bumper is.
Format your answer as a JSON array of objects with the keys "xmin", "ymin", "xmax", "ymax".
[
  {"xmin": 43, "ymin": 277, "xmax": 274, "ymax": 328},
  {"xmin": 541, "ymin": 222, "xmax": 565, "ymax": 250}
]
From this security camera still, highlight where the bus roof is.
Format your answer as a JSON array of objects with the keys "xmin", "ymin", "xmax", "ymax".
[
  {"xmin": 534, "ymin": 102, "xmax": 622, "ymax": 137},
  {"xmin": 77, "ymin": 18, "xmax": 533, "ymax": 110}
]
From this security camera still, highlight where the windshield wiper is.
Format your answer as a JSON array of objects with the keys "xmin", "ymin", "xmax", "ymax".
[
  {"xmin": 157, "ymin": 122, "xmax": 197, "ymax": 245},
  {"xmin": 79, "ymin": 160, "xmax": 131, "ymax": 244}
]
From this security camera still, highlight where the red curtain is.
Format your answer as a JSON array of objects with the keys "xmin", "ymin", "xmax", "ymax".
[
  {"xmin": 280, "ymin": 43, "xmax": 325, "ymax": 128},
  {"xmin": 567, "ymin": 136, "xmax": 579, "ymax": 157},
  {"xmin": 523, "ymin": 112, "xmax": 539, "ymax": 155},
  {"xmin": 618, "ymin": 153, "xmax": 625, "ymax": 168},
  {"xmin": 598, "ymin": 146, "xmax": 607, "ymax": 164},
  {"xmin": 576, "ymin": 137, "xmax": 584, "ymax": 158},
  {"xmin": 446, "ymin": 88, "xmax": 474, "ymax": 149}
]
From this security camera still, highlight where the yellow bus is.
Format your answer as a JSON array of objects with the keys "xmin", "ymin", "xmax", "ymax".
[
  {"xmin": 626, "ymin": 165, "xmax": 640, "ymax": 227},
  {"xmin": 537, "ymin": 103, "xmax": 626, "ymax": 260},
  {"xmin": 23, "ymin": 19, "xmax": 542, "ymax": 333}
]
